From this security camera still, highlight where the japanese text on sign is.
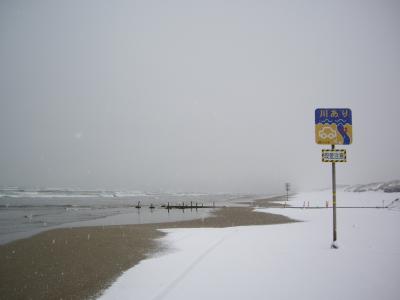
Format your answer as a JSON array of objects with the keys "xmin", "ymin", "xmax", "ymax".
[{"xmin": 322, "ymin": 149, "xmax": 347, "ymax": 163}]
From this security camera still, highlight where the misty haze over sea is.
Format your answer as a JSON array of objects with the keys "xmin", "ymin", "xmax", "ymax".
[{"xmin": 1, "ymin": 0, "xmax": 399, "ymax": 195}]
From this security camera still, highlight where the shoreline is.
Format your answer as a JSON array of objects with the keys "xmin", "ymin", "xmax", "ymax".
[
  {"xmin": 0, "ymin": 206, "xmax": 214, "ymax": 246},
  {"xmin": 0, "ymin": 197, "xmax": 292, "ymax": 300}
]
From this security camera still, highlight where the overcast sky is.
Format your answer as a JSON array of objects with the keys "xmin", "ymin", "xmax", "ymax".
[{"xmin": 0, "ymin": 0, "xmax": 399, "ymax": 193}]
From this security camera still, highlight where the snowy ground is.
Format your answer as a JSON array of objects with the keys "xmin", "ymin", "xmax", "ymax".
[{"xmin": 98, "ymin": 189, "xmax": 400, "ymax": 300}]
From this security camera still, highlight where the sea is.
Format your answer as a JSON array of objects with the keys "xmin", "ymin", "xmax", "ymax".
[{"xmin": 0, "ymin": 187, "xmax": 263, "ymax": 244}]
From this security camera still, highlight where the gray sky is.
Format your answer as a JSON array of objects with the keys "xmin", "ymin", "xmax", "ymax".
[{"xmin": 1, "ymin": 0, "xmax": 399, "ymax": 193}]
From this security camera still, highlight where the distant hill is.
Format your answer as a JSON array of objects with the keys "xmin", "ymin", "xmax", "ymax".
[{"xmin": 344, "ymin": 180, "xmax": 400, "ymax": 193}]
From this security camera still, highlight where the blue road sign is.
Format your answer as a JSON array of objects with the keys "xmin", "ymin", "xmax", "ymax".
[{"xmin": 315, "ymin": 108, "xmax": 352, "ymax": 145}]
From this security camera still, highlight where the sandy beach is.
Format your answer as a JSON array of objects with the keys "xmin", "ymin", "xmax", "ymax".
[{"xmin": 0, "ymin": 199, "xmax": 293, "ymax": 300}]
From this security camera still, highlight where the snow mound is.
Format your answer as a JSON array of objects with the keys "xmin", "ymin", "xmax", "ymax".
[
  {"xmin": 387, "ymin": 198, "xmax": 400, "ymax": 211},
  {"xmin": 344, "ymin": 180, "xmax": 400, "ymax": 193}
]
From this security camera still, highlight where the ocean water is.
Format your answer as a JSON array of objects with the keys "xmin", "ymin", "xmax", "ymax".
[{"xmin": 0, "ymin": 188, "xmax": 260, "ymax": 244}]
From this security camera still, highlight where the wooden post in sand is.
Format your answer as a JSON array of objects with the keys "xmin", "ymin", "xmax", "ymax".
[{"xmin": 285, "ymin": 182, "xmax": 290, "ymax": 203}]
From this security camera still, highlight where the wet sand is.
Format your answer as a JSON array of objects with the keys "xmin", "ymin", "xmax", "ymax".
[
  {"xmin": 0, "ymin": 204, "xmax": 294, "ymax": 300},
  {"xmin": 254, "ymin": 195, "xmax": 289, "ymax": 208}
]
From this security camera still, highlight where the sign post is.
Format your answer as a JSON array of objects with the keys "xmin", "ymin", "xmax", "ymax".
[
  {"xmin": 315, "ymin": 108, "xmax": 352, "ymax": 249},
  {"xmin": 285, "ymin": 182, "xmax": 290, "ymax": 202},
  {"xmin": 331, "ymin": 144, "xmax": 337, "ymax": 245}
]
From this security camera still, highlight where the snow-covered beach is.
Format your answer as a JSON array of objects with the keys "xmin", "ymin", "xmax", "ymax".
[
  {"xmin": 99, "ymin": 189, "xmax": 400, "ymax": 300},
  {"xmin": 2, "ymin": 1, "xmax": 400, "ymax": 299},
  {"xmin": 0, "ymin": 202, "xmax": 289, "ymax": 299}
]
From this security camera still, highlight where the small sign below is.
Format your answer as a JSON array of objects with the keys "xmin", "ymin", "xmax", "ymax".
[{"xmin": 322, "ymin": 149, "xmax": 347, "ymax": 163}]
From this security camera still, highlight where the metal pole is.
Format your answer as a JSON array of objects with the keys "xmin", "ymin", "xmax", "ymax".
[
  {"xmin": 332, "ymin": 144, "xmax": 337, "ymax": 247},
  {"xmin": 285, "ymin": 182, "xmax": 290, "ymax": 203}
]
